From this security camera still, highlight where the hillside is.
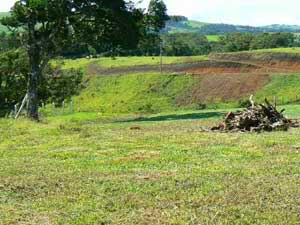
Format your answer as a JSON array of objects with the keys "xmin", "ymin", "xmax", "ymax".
[
  {"xmin": 56, "ymin": 48, "xmax": 300, "ymax": 114},
  {"xmin": 166, "ymin": 19, "xmax": 300, "ymax": 35}
]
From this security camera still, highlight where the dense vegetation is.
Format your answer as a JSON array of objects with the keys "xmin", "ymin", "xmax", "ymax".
[
  {"xmin": 0, "ymin": 50, "xmax": 83, "ymax": 116},
  {"xmin": 218, "ymin": 32, "xmax": 296, "ymax": 52},
  {"xmin": 148, "ymin": 32, "xmax": 299, "ymax": 56},
  {"xmin": 0, "ymin": 12, "xmax": 9, "ymax": 33},
  {"xmin": 1, "ymin": 0, "xmax": 168, "ymax": 120},
  {"xmin": 163, "ymin": 33, "xmax": 211, "ymax": 56}
]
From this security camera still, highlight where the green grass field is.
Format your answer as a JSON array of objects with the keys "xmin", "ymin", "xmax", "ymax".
[
  {"xmin": 206, "ymin": 35, "xmax": 221, "ymax": 42},
  {"xmin": 72, "ymin": 73, "xmax": 198, "ymax": 114},
  {"xmin": 1, "ymin": 106, "xmax": 300, "ymax": 224},
  {"xmin": 61, "ymin": 55, "xmax": 209, "ymax": 71},
  {"xmin": 3, "ymin": 50, "xmax": 300, "ymax": 224}
]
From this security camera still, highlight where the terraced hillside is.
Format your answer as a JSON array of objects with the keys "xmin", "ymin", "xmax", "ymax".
[{"xmin": 60, "ymin": 48, "xmax": 300, "ymax": 114}]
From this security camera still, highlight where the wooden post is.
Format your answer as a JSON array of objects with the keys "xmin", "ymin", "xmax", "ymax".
[
  {"xmin": 62, "ymin": 101, "xmax": 65, "ymax": 113},
  {"xmin": 70, "ymin": 100, "xmax": 73, "ymax": 113},
  {"xmin": 274, "ymin": 96, "xmax": 277, "ymax": 109},
  {"xmin": 14, "ymin": 104, "xmax": 18, "ymax": 118},
  {"xmin": 160, "ymin": 41, "xmax": 163, "ymax": 74},
  {"xmin": 15, "ymin": 94, "xmax": 28, "ymax": 119},
  {"xmin": 52, "ymin": 102, "xmax": 55, "ymax": 116}
]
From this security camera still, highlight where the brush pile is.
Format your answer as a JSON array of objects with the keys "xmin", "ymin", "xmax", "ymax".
[{"xmin": 211, "ymin": 97, "xmax": 295, "ymax": 132}]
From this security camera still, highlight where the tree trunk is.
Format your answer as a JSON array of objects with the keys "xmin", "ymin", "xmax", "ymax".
[
  {"xmin": 27, "ymin": 62, "xmax": 40, "ymax": 120},
  {"xmin": 27, "ymin": 20, "xmax": 41, "ymax": 121}
]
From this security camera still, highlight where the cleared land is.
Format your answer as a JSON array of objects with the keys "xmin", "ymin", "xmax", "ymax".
[
  {"xmin": 1, "ymin": 107, "xmax": 300, "ymax": 224},
  {"xmin": 2, "ymin": 48, "xmax": 300, "ymax": 224}
]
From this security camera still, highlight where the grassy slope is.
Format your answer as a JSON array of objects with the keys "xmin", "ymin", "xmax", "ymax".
[
  {"xmin": 58, "ymin": 49, "xmax": 300, "ymax": 113},
  {"xmin": 255, "ymin": 74, "xmax": 300, "ymax": 104},
  {"xmin": 2, "ymin": 108, "xmax": 300, "ymax": 224},
  {"xmin": 72, "ymin": 72, "xmax": 300, "ymax": 113},
  {"xmin": 167, "ymin": 20, "xmax": 208, "ymax": 33},
  {"xmin": 62, "ymin": 55, "xmax": 209, "ymax": 70},
  {"xmin": 74, "ymin": 73, "xmax": 198, "ymax": 114}
]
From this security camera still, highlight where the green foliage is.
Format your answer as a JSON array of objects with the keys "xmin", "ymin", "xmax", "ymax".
[
  {"xmin": 147, "ymin": 0, "xmax": 169, "ymax": 32},
  {"xmin": 2, "ymin": 0, "xmax": 143, "ymax": 119},
  {"xmin": 0, "ymin": 12, "xmax": 9, "ymax": 33},
  {"xmin": 0, "ymin": 31, "xmax": 21, "ymax": 53},
  {"xmin": 135, "ymin": 0, "xmax": 168, "ymax": 56},
  {"xmin": 0, "ymin": 50, "xmax": 84, "ymax": 115},
  {"xmin": 164, "ymin": 33, "xmax": 211, "ymax": 56},
  {"xmin": 0, "ymin": 50, "xmax": 28, "ymax": 114},
  {"xmin": 168, "ymin": 15, "xmax": 188, "ymax": 23},
  {"xmin": 40, "ymin": 65, "xmax": 84, "ymax": 105},
  {"xmin": 250, "ymin": 33, "xmax": 294, "ymax": 50},
  {"xmin": 28, "ymin": 0, "xmax": 48, "ymax": 8},
  {"xmin": 219, "ymin": 33, "xmax": 254, "ymax": 52},
  {"xmin": 219, "ymin": 32, "xmax": 295, "ymax": 52}
]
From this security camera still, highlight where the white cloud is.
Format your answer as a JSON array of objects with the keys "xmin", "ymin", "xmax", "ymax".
[
  {"xmin": 0, "ymin": 0, "xmax": 16, "ymax": 12},
  {"xmin": 2, "ymin": 0, "xmax": 300, "ymax": 26}
]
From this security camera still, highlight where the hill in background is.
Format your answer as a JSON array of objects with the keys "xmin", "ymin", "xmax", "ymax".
[{"xmin": 166, "ymin": 16, "xmax": 300, "ymax": 34}]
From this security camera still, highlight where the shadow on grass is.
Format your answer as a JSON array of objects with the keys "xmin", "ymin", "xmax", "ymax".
[{"xmin": 121, "ymin": 111, "xmax": 224, "ymax": 123}]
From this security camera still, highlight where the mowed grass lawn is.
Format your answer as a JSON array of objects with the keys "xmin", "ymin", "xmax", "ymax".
[{"xmin": 1, "ymin": 107, "xmax": 300, "ymax": 224}]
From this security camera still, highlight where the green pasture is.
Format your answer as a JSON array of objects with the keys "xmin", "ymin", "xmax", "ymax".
[{"xmin": 1, "ymin": 106, "xmax": 300, "ymax": 224}]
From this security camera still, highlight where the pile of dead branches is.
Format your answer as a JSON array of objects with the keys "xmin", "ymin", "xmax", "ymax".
[{"xmin": 212, "ymin": 97, "xmax": 296, "ymax": 132}]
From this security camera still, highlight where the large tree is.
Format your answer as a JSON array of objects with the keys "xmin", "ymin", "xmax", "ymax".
[
  {"xmin": 147, "ymin": 0, "xmax": 168, "ymax": 33},
  {"xmin": 137, "ymin": 0, "xmax": 168, "ymax": 55},
  {"xmin": 1, "ymin": 0, "xmax": 140, "ymax": 120}
]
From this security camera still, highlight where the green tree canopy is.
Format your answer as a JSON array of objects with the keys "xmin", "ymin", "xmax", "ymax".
[{"xmin": 1, "ymin": 0, "xmax": 142, "ymax": 120}]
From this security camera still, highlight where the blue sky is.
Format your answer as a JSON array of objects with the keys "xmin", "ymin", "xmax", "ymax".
[{"xmin": 2, "ymin": 0, "xmax": 300, "ymax": 26}]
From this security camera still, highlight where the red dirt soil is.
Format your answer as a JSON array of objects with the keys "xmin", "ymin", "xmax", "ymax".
[
  {"xmin": 177, "ymin": 73, "xmax": 271, "ymax": 105},
  {"xmin": 86, "ymin": 53, "xmax": 300, "ymax": 103}
]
